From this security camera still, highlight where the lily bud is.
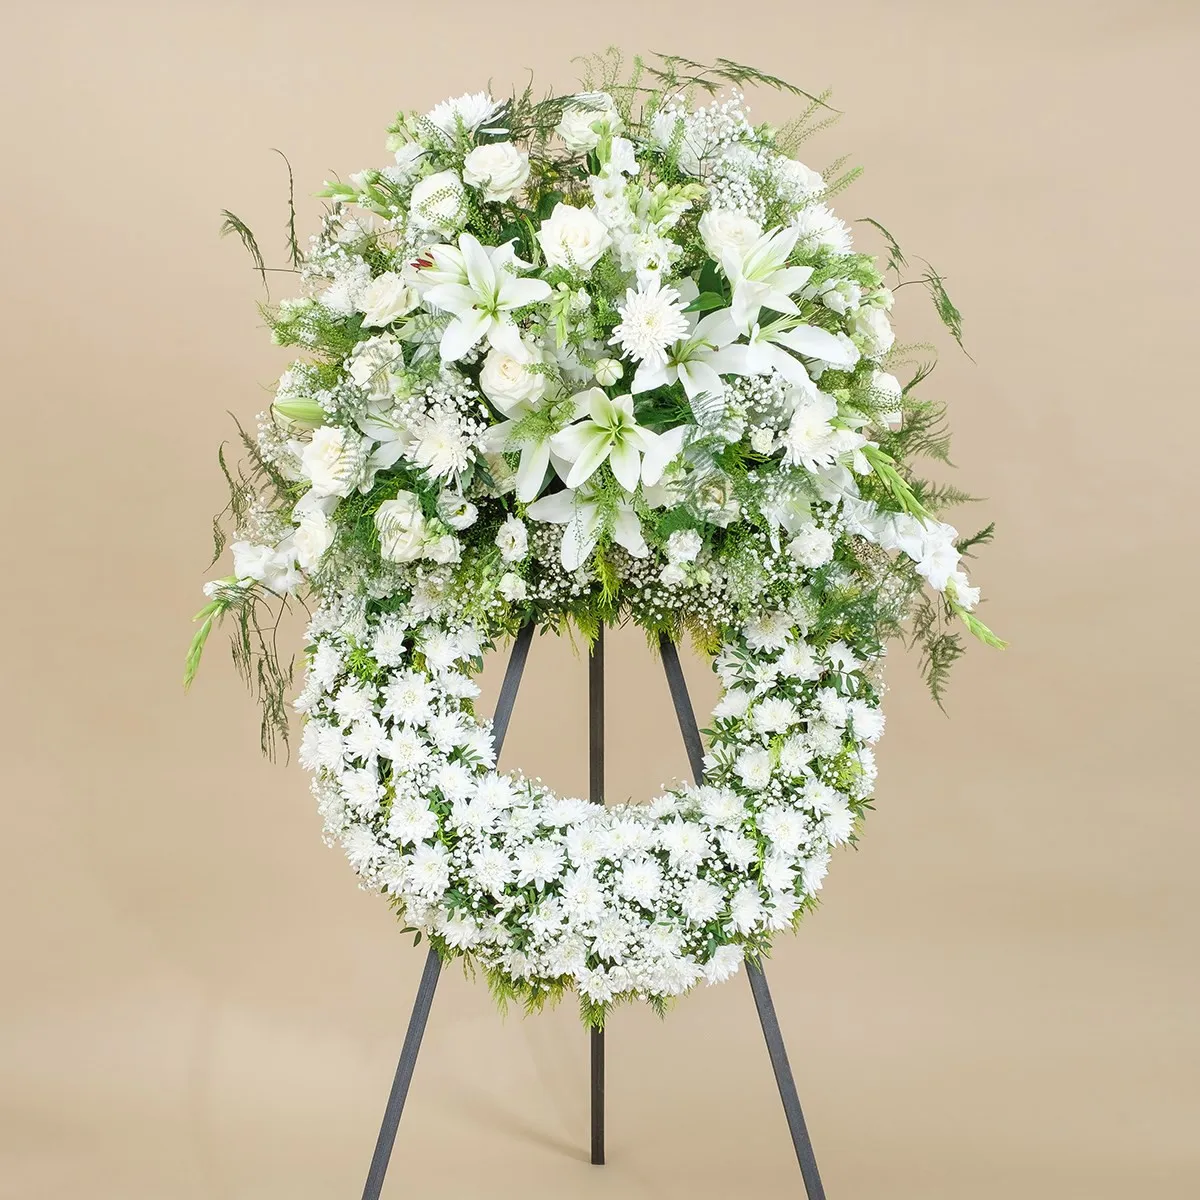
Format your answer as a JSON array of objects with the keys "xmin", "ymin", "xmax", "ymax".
[{"xmin": 272, "ymin": 397, "xmax": 327, "ymax": 427}]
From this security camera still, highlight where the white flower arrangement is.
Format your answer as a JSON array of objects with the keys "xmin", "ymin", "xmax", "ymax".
[{"xmin": 189, "ymin": 51, "xmax": 1003, "ymax": 1026}]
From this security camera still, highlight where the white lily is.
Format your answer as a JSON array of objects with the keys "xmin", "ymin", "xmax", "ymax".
[
  {"xmin": 420, "ymin": 232, "xmax": 552, "ymax": 362},
  {"xmin": 526, "ymin": 485, "xmax": 649, "ymax": 571},
  {"xmin": 550, "ymin": 388, "xmax": 673, "ymax": 492},
  {"xmin": 716, "ymin": 313, "xmax": 861, "ymax": 393},
  {"xmin": 718, "ymin": 224, "xmax": 814, "ymax": 332},
  {"xmin": 630, "ymin": 296, "xmax": 755, "ymax": 400},
  {"xmin": 485, "ymin": 392, "xmax": 583, "ymax": 503}
]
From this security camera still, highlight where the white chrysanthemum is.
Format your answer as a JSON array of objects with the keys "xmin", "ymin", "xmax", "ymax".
[
  {"xmin": 381, "ymin": 672, "xmax": 433, "ymax": 726},
  {"xmin": 424, "ymin": 91, "xmax": 503, "ymax": 140},
  {"xmin": 609, "ymin": 279, "xmax": 690, "ymax": 367},
  {"xmin": 386, "ymin": 796, "xmax": 437, "ymax": 846},
  {"xmin": 752, "ymin": 697, "xmax": 799, "ymax": 735},
  {"xmin": 791, "ymin": 202, "xmax": 853, "ymax": 254},
  {"xmin": 515, "ymin": 841, "xmax": 565, "ymax": 888},
  {"xmin": 680, "ymin": 877, "xmax": 724, "ymax": 925},
  {"xmin": 408, "ymin": 411, "xmax": 475, "ymax": 480},
  {"xmin": 743, "ymin": 611, "xmax": 793, "ymax": 652},
  {"xmin": 616, "ymin": 856, "xmax": 664, "ymax": 907},
  {"xmin": 384, "ymin": 728, "xmax": 431, "ymax": 774},
  {"xmin": 406, "ymin": 843, "xmax": 451, "ymax": 898},
  {"xmin": 729, "ymin": 883, "xmax": 766, "ymax": 933},
  {"xmin": 470, "ymin": 846, "xmax": 515, "ymax": 897},
  {"xmin": 703, "ymin": 943, "xmax": 744, "ymax": 984}
]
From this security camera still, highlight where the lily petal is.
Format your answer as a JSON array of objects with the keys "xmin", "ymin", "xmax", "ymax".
[
  {"xmin": 641, "ymin": 425, "xmax": 687, "ymax": 486},
  {"xmin": 459, "ymin": 232, "xmax": 496, "ymax": 300},
  {"xmin": 515, "ymin": 439, "xmax": 551, "ymax": 502},
  {"xmin": 440, "ymin": 309, "xmax": 490, "ymax": 362},
  {"xmin": 632, "ymin": 360, "xmax": 672, "ymax": 394},
  {"xmin": 775, "ymin": 323, "xmax": 859, "ymax": 367},
  {"xmin": 608, "ymin": 440, "xmax": 642, "ymax": 492},
  {"xmin": 498, "ymin": 275, "xmax": 553, "ymax": 310},
  {"xmin": 612, "ymin": 505, "xmax": 648, "ymax": 558},
  {"xmin": 525, "ymin": 490, "xmax": 577, "ymax": 523},
  {"xmin": 563, "ymin": 430, "xmax": 613, "ymax": 489}
]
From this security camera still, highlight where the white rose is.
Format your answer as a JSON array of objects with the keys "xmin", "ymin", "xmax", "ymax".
[
  {"xmin": 537, "ymin": 203, "xmax": 611, "ymax": 274},
  {"xmin": 666, "ymin": 528, "xmax": 702, "ymax": 564},
  {"xmin": 409, "ymin": 170, "xmax": 466, "ymax": 233},
  {"xmin": 787, "ymin": 524, "xmax": 835, "ymax": 569},
  {"xmin": 391, "ymin": 141, "xmax": 427, "ymax": 180},
  {"xmin": 854, "ymin": 306, "xmax": 895, "ymax": 357},
  {"xmin": 495, "ymin": 514, "xmax": 529, "ymax": 563},
  {"xmin": 462, "ymin": 141, "xmax": 530, "ymax": 202},
  {"xmin": 423, "ymin": 533, "xmax": 461, "ymax": 564},
  {"xmin": 698, "ymin": 208, "xmax": 763, "ymax": 262},
  {"xmin": 556, "ymin": 98, "xmax": 623, "ymax": 152},
  {"xmin": 748, "ymin": 426, "xmax": 776, "ymax": 455},
  {"xmin": 479, "ymin": 340, "xmax": 545, "ymax": 413},
  {"xmin": 358, "ymin": 272, "xmax": 418, "ymax": 327},
  {"xmin": 436, "ymin": 490, "xmax": 478, "ymax": 531},
  {"xmin": 301, "ymin": 426, "xmax": 361, "ymax": 498},
  {"xmin": 659, "ymin": 563, "xmax": 688, "ymax": 587},
  {"xmin": 292, "ymin": 509, "xmax": 336, "ymax": 569},
  {"xmin": 498, "ymin": 571, "xmax": 528, "ymax": 602},
  {"xmin": 375, "ymin": 491, "xmax": 427, "ymax": 562}
]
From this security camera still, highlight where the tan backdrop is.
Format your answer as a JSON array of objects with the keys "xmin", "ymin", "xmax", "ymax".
[{"xmin": 3, "ymin": 1, "xmax": 1198, "ymax": 1196}]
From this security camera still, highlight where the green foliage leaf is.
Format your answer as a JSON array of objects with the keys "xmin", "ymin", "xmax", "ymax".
[{"xmin": 218, "ymin": 209, "xmax": 266, "ymax": 289}]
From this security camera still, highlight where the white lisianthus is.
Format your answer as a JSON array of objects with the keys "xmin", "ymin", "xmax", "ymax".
[
  {"xmin": 358, "ymin": 272, "xmax": 419, "ymax": 327},
  {"xmin": 854, "ymin": 305, "xmax": 895, "ymax": 357},
  {"xmin": 390, "ymin": 140, "xmax": 426, "ymax": 180},
  {"xmin": 537, "ymin": 203, "xmax": 612, "ymax": 274},
  {"xmin": 375, "ymin": 491, "xmax": 427, "ymax": 562},
  {"xmin": 556, "ymin": 96, "xmax": 623, "ymax": 151},
  {"xmin": 787, "ymin": 523, "xmax": 835, "ymax": 568},
  {"xmin": 301, "ymin": 426, "xmax": 361, "ymax": 497},
  {"xmin": 436, "ymin": 490, "xmax": 478, "ymax": 531},
  {"xmin": 495, "ymin": 514, "xmax": 529, "ymax": 563},
  {"xmin": 424, "ymin": 533, "xmax": 461, "ymax": 564},
  {"xmin": 409, "ymin": 170, "xmax": 467, "ymax": 233},
  {"xmin": 698, "ymin": 208, "xmax": 763, "ymax": 262},
  {"xmin": 462, "ymin": 141, "xmax": 530, "ymax": 202},
  {"xmin": 498, "ymin": 571, "xmax": 528, "ymax": 602},
  {"xmin": 479, "ymin": 340, "xmax": 545, "ymax": 412},
  {"xmin": 666, "ymin": 528, "xmax": 702, "ymax": 564}
]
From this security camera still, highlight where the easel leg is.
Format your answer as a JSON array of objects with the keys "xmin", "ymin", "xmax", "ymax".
[
  {"xmin": 746, "ymin": 960, "xmax": 827, "ymax": 1200},
  {"xmin": 588, "ymin": 626, "xmax": 606, "ymax": 1165},
  {"xmin": 659, "ymin": 635, "xmax": 828, "ymax": 1199},
  {"xmin": 359, "ymin": 625, "xmax": 534, "ymax": 1199},
  {"xmin": 360, "ymin": 947, "xmax": 441, "ymax": 1200}
]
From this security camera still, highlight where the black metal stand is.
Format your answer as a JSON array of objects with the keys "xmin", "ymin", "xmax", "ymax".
[{"xmin": 359, "ymin": 626, "xmax": 827, "ymax": 1199}]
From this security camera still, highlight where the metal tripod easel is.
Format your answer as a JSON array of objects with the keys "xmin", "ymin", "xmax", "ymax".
[{"xmin": 359, "ymin": 624, "xmax": 827, "ymax": 1199}]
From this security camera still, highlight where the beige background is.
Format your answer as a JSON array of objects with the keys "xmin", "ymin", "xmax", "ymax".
[{"xmin": 3, "ymin": 1, "xmax": 1198, "ymax": 1196}]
